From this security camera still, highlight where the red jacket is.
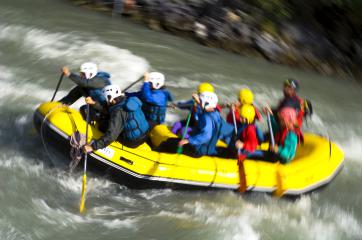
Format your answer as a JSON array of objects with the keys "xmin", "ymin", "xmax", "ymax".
[{"xmin": 240, "ymin": 124, "xmax": 258, "ymax": 153}]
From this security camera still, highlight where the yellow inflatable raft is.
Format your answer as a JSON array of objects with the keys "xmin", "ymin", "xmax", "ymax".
[{"xmin": 33, "ymin": 102, "xmax": 344, "ymax": 196}]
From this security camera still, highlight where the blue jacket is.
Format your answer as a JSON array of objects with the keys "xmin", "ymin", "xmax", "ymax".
[
  {"xmin": 188, "ymin": 110, "xmax": 233, "ymax": 156},
  {"xmin": 87, "ymin": 72, "xmax": 111, "ymax": 106},
  {"xmin": 176, "ymin": 99, "xmax": 202, "ymax": 122},
  {"xmin": 127, "ymin": 82, "xmax": 173, "ymax": 123},
  {"xmin": 60, "ymin": 71, "xmax": 111, "ymax": 106}
]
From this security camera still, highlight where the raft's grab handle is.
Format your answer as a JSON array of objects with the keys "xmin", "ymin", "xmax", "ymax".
[{"xmin": 120, "ymin": 157, "xmax": 133, "ymax": 165}]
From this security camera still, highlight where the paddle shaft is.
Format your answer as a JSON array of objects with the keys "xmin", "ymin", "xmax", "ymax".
[
  {"xmin": 79, "ymin": 104, "xmax": 90, "ymax": 213},
  {"xmin": 231, "ymin": 105, "xmax": 247, "ymax": 193},
  {"xmin": 231, "ymin": 105, "xmax": 238, "ymax": 135},
  {"xmin": 267, "ymin": 112, "xmax": 284, "ymax": 197},
  {"xmin": 122, "ymin": 76, "xmax": 144, "ymax": 92},
  {"xmin": 83, "ymin": 104, "xmax": 90, "ymax": 173},
  {"xmin": 176, "ymin": 111, "xmax": 192, "ymax": 154},
  {"xmin": 51, "ymin": 73, "xmax": 64, "ymax": 101},
  {"xmin": 267, "ymin": 112, "xmax": 275, "ymax": 148}
]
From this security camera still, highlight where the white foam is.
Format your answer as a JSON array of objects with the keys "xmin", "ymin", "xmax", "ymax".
[
  {"xmin": 56, "ymin": 173, "xmax": 116, "ymax": 194},
  {"xmin": 0, "ymin": 154, "xmax": 44, "ymax": 177},
  {"xmin": 137, "ymin": 189, "xmax": 173, "ymax": 200},
  {"xmin": 0, "ymin": 23, "xmax": 149, "ymax": 92},
  {"xmin": 0, "ymin": 64, "xmax": 68, "ymax": 109},
  {"xmin": 338, "ymin": 135, "xmax": 362, "ymax": 163},
  {"xmin": 0, "ymin": 219, "xmax": 32, "ymax": 240},
  {"xmin": 177, "ymin": 194, "xmax": 362, "ymax": 240},
  {"xmin": 32, "ymin": 198, "xmax": 137, "ymax": 230}
]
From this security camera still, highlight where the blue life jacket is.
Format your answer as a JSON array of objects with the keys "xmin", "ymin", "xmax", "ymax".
[
  {"xmin": 142, "ymin": 102, "xmax": 167, "ymax": 124},
  {"xmin": 141, "ymin": 84, "xmax": 172, "ymax": 124},
  {"xmin": 193, "ymin": 111, "xmax": 223, "ymax": 156},
  {"xmin": 109, "ymin": 97, "xmax": 149, "ymax": 141},
  {"xmin": 87, "ymin": 72, "xmax": 111, "ymax": 105}
]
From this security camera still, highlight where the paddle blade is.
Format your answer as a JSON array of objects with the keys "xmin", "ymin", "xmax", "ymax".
[
  {"xmin": 238, "ymin": 154, "xmax": 247, "ymax": 193},
  {"xmin": 273, "ymin": 163, "xmax": 284, "ymax": 197},
  {"xmin": 79, "ymin": 173, "xmax": 87, "ymax": 213}
]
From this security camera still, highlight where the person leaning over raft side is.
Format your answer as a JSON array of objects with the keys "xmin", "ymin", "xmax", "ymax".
[
  {"xmin": 264, "ymin": 107, "xmax": 302, "ymax": 164},
  {"xmin": 83, "ymin": 84, "xmax": 150, "ymax": 153},
  {"xmin": 59, "ymin": 62, "xmax": 111, "ymax": 123},
  {"xmin": 126, "ymin": 72, "xmax": 173, "ymax": 127}
]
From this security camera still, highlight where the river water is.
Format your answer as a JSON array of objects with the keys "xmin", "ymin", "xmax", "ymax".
[{"xmin": 1, "ymin": 0, "xmax": 362, "ymax": 239}]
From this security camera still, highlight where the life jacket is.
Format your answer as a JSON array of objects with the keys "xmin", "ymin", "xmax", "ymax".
[
  {"xmin": 278, "ymin": 95, "xmax": 304, "ymax": 127},
  {"xmin": 87, "ymin": 72, "xmax": 111, "ymax": 105},
  {"xmin": 238, "ymin": 124, "xmax": 258, "ymax": 153},
  {"xmin": 275, "ymin": 127, "xmax": 303, "ymax": 146},
  {"xmin": 194, "ymin": 111, "xmax": 224, "ymax": 156},
  {"xmin": 142, "ymin": 102, "xmax": 167, "ymax": 124},
  {"xmin": 109, "ymin": 97, "xmax": 149, "ymax": 141},
  {"xmin": 141, "ymin": 87, "xmax": 169, "ymax": 124}
]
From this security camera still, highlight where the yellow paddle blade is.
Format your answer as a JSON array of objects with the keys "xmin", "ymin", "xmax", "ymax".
[
  {"xmin": 273, "ymin": 163, "xmax": 285, "ymax": 197},
  {"xmin": 79, "ymin": 174, "xmax": 87, "ymax": 213}
]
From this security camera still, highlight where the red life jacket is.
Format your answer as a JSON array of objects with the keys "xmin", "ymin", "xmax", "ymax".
[
  {"xmin": 240, "ymin": 124, "xmax": 258, "ymax": 153},
  {"xmin": 275, "ymin": 127, "xmax": 303, "ymax": 146}
]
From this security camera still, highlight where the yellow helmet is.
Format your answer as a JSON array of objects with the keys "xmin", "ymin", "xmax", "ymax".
[
  {"xmin": 198, "ymin": 82, "xmax": 214, "ymax": 94},
  {"xmin": 239, "ymin": 88, "xmax": 254, "ymax": 105},
  {"xmin": 240, "ymin": 104, "xmax": 255, "ymax": 124}
]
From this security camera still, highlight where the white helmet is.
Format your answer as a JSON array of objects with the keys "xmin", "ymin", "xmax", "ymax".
[
  {"xmin": 199, "ymin": 91, "xmax": 218, "ymax": 109},
  {"xmin": 148, "ymin": 72, "xmax": 165, "ymax": 89},
  {"xmin": 80, "ymin": 62, "xmax": 98, "ymax": 79},
  {"xmin": 102, "ymin": 84, "xmax": 123, "ymax": 102}
]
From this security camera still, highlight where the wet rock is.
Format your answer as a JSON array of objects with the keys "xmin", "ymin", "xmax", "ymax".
[{"xmin": 68, "ymin": 0, "xmax": 362, "ymax": 81}]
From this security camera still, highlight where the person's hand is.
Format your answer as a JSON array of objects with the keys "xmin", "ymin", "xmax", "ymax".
[
  {"xmin": 192, "ymin": 93, "xmax": 200, "ymax": 104},
  {"xmin": 144, "ymin": 72, "xmax": 150, "ymax": 82},
  {"xmin": 168, "ymin": 102, "xmax": 177, "ymax": 109},
  {"xmin": 62, "ymin": 66, "xmax": 71, "ymax": 77},
  {"xmin": 85, "ymin": 97, "xmax": 96, "ymax": 105},
  {"xmin": 178, "ymin": 139, "xmax": 189, "ymax": 146},
  {"xmin": 263, "ymin": 104, "xmax": 273, "ymax": 115},
  {"xmin": 83, "ymin": 144, "xmax": 93, "ymax": 153},
  {"xmin": 270, "ymin": 145, "xmax": 278, "ymax": 153},
  {"xmin": 235, "ymin": 140, "xmax": 244, "ymax": 149},
  {"xmin": 234, "ymin": 101, "xmax": 241, "ymax": 108}
]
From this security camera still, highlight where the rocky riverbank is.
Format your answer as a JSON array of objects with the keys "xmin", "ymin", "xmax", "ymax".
[{"xmin": 69, "ymin": 0, "xmax": 362, "ymax": 81}]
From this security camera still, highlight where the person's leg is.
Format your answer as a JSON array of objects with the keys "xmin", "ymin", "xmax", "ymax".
[
  {"xmin": 79, "ymin": 105, "xmax": 98, "ymax": 123},
  {"xmin": 122, "ymin": 134, "xmax": 149, "ymax": 148},
  {"xmin": 181, "ymin": 144, "xmax": 201, "ymax": 158},
  {"xmin": 171, "ymin": 121, "xmax": 183, "ymax": 135},
  {"xmin": 59, "ymin": 86, "xmax": 83, "ymax": 105},
  {"xmin": 157, "ymin": 137, "xmax": 180, "ymax": 153}
]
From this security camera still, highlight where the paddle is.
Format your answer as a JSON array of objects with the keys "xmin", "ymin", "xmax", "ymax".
[
  {"xmin": 176, "ymin": 111, "xmax": 192, "ymax": 154},
  {"xmin": 51, "ymin": 73, "xmax": 64, "ymax": 101},
  {"xmin": 232, "ymin": 105, "xmax": 247, "ymax": 193},
  {"xmin": 122, "ymin": 75, "xmax": 144, "ymax": 92},
  {"xmin": 267, "ymin": 112, "xmax": 283, "ymax": 197},
  {"xmin": 79, "ymin": 104, "xmax": 90, "ymax": 213}
]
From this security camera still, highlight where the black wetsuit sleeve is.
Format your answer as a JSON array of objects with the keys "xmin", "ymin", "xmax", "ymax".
[
  {"xmin": 69, "ymin": 73, "xmax": 108, "ymax": 89},
  {"xmin": 59, "ymin": 86, "xmax": 84, "ymax": 105},
  {"xmin": 91, "ymin": 109, "xmax": 127, "ymax": 150}
]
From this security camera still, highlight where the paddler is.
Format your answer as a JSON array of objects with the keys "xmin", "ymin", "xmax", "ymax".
[
  {"xmin": 83, "ymin": 84, "xmax": 149, "ymax": 153},
  {"xmin": 59, "ymin": 62, "xmax": 111, "ymax": 123}
]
